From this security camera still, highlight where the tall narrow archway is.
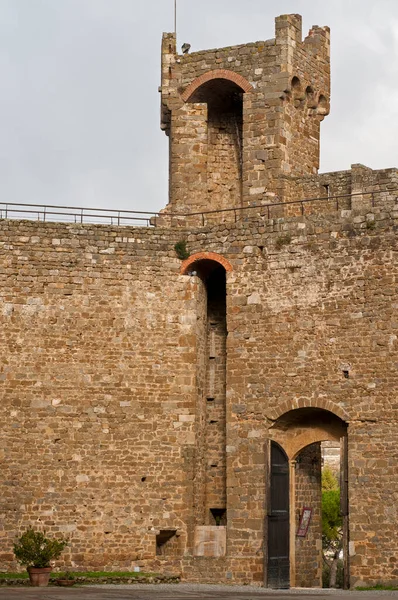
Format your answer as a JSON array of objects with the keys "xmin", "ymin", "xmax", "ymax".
[{"xmin": 183, "ymin": 254, "xmax": 230, "ymax": 556}]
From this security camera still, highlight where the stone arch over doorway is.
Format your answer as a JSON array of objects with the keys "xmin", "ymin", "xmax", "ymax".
[
  {"xmin": 181, "ymin": 69, "xmax": 253, "ymax": 103},
  {"xmin": 266, "ymin": 407, "xmax": 349, "ymax": 589},
  {"xmin": 268, "ymin": 399, "xmax": 349, "ymax": 426},
  {"xmin": 180, "ymin": 252, "xmax": 233, "ymax": 276},
  {"xmin": 269, "ymin": 407, "xmax": 348, "ymax": 460}
]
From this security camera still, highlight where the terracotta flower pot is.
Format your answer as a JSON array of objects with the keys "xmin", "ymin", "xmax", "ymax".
[{"xmin": 27, "ymin": 566, "xmax": 52, "ymax": 587}]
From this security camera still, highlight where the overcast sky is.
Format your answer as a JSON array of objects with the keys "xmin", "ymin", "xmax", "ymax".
[{"xmin": 0, "ymin": 0, "xmax": 397, "ymax": 214}]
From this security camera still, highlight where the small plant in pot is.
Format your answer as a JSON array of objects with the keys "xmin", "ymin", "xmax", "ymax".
[
  {"xmin": 13, "ymin": 527, "xmax": 67, "ymax": 587},
  {"xmin": 56, "ymin": 570, "xmax": 76, "ymax": 587}
]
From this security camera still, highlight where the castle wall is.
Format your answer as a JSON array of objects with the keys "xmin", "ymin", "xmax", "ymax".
[
  {"xmin": 1, "ymin": 191, "xmax": 398, "ymax": 586},
  {"xmin": 0, "ymin": 221, "xmax": 198, "ymax": 572}
]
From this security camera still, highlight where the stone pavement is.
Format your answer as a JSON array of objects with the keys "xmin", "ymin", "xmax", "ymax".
[{"xmin": 0, "ymin": 586, "xmax": 398, "ymax": 600}]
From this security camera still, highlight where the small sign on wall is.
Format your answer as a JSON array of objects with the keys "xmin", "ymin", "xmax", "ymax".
[{"xmin": 297, "ymin": 507, "xmax": 312, "ymax": 537}]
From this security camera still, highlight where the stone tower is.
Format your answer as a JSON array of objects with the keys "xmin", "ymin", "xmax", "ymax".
[{"xmin": 160, "ymin": 14, "xmax": 330, "ymax": 215}]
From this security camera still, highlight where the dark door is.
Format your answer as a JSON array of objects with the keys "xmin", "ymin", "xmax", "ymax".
[{"xmin": 267, "ymin": 442, "xmax": 290, "ymax": 588}]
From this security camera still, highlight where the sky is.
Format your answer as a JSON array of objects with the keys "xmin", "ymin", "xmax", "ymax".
[{"xmin": 0, "ymin": 0, "xmax": 397, "ymax": 214}]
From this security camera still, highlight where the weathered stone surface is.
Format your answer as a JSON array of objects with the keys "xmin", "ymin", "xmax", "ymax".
[
  {"xmin": 0, "ymin": 11, "xmax": 397, "ymax": 591},
  {"xmin": 194, "ymin": 526, "xmax": 226, "ymax": 557}
]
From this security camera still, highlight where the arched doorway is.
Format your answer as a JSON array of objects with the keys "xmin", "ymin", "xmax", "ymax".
[{"xmin": 267, "ymin": 407, "xmax": 348, "ymax": 589}]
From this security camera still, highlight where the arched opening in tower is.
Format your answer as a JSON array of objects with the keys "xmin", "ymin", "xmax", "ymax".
[
  {"xmin": 187, "ymin": 259, "xmax": 228, "ymax": 537},
  {"xmin": 188, "ymin": 79, "xmax": 243, "ymax": 210}
]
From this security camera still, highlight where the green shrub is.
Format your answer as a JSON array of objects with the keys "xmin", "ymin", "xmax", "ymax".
[
  {"xmin": 57, "ymin": 570, "xmax": 75, "ymax": 580},
  {"xmin": 174, "ymin": 240, "xmax": 190, "ymax": 260},
  {"xmin": 275, "ymin": 233, "xmax": 291, "ymax": 250},
  {"xmin": 13, "ymin": 528, "xmax": 67, "ymax": 568}
]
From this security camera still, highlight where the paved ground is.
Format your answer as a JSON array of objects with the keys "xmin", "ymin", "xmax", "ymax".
[{"xmin": 1, "ymin": 585, "xmax": 398, "ymax": 600}]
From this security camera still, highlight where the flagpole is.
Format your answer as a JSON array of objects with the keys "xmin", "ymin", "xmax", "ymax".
[{"xmin": 174, "ymin": 0, "xmax": 177, "ymax": 36}]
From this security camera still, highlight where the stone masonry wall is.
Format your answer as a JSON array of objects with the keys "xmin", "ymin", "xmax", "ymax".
[
  {"xmin": 192, "ymin": 276, "xmax": 207, "ymax": 533},
  {"xmin": 207, "ymin": 108, "xmax": 242, "ymax": 212},
  {"xmin": 0, "ymin": 221, "xmax": 199, "ymax": 573},
  {"xmin": 1, "ymin": 190, "xmax": 398, "ymax": 585},
  {"xmin": 156, "ymin": 166, "xmax": 398, "ymax": 230}
]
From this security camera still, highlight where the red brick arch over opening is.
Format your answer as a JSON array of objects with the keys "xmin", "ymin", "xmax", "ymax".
[
  {"xmin": 180, "ymin": 252, "xmax": 233, "ymax": 275},
  {"xmin": 268, "ymin": 399, "xmax": 349, "ymax": 424},
  {"xmin": 181, "ymin": 69, "xmax": 254, "ymax": 103}
]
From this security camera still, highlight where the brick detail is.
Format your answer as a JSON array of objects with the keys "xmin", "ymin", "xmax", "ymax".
[
  {"xmin": 180, "ymin": 252, "xmax": 233, "ymax": 274},
  {"xmin": 268, "ymin": 399, "xmax": 349, "ymax": 423},
  {"xmin": 181, "ymin": 69, "xmax": 253, "ymax": 102}
]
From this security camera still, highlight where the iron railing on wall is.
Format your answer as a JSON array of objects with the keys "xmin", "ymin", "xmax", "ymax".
[
  {"xmin": 0, "ymin": 188, "xmax": 396, "ymax": 229},
  {"xmin": 0, "ymin": 202, "xmax": 158, "ymax": 227}
]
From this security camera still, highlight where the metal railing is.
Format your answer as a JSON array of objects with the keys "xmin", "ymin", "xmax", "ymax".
[
  {"xmin": 0, "ymin": 202, "xmax": 159, "ymax": 227},
  {"xmin": 181, "ymin": 188, "xmax": 398, "ymax": 226},
  {"xmin": 0, "ymin": 188, "xmax": 396, "ymax": 229}
]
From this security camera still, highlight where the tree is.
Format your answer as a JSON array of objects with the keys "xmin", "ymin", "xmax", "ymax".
[{"xmin": 321, "ymin": 466, "xmax": 342, "ymax": 588}]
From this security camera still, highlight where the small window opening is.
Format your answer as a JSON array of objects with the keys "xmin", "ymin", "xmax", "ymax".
[
  {"xmin": 156, "ymin": 529, "xmax": 177, "ymax": 556},
  {"xmin": 305, "ymin": 86, "xmax": 317, "ymax": 109},
  {"xmin": 141, "ymin": 477, "xmax": 147, "ymax": 482},
  {"xmin": 318, "ymin": 94, "xmax": 329, "ymax": 116},
  {"xmin": 323, "ymin": 184, "xmax": 330, "ymax": 198},
  {"xmin": 343, "ymin": 370, "xmax": 349, "ymax": 379},
  {"xmin": 291, "ymin": 76, "xmax": 301, "ymax": 92},
  {"xmin": 207, "ymin": 397, "xmax": 214, "ymax": 403},
  {"xmin": 210, "ymin": 508, "xmax": 227, "ymax": 526}
]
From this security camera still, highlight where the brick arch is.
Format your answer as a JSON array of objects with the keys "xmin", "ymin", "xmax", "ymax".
[
  {"xmin": 181, "ymin": 69, "xmax": 254, "ymax": 103},
  {"xmin": 268, "ymin": 398, "xmax": 349, "ymax": 424},
  {"xmin": 180, "ymin": 252, "xmax": 233, "ymax": 275}
]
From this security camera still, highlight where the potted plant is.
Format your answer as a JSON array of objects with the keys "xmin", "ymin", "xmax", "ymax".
[
  {"xmin": 56, "ymin": 570, "xmax": 76, "ymax": 587},
  {"xmin": 13, "ymin": 527, "xmax": 67, "ymax": 587}
]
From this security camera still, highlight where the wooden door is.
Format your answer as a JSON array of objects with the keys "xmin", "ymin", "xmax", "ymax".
[{"xmin": 267, "ymin": 442, "xmax": 290, "ymax": 588}]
